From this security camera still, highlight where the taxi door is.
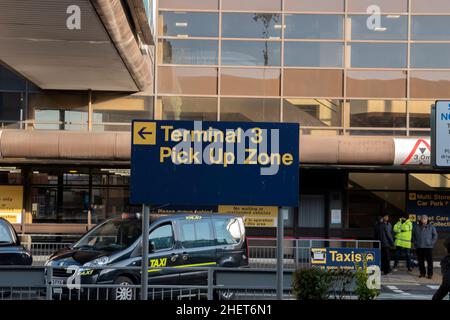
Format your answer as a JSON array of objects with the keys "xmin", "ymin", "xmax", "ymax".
[{"xmin": 175, "ymin": 217, "xmax": 217, "ymax": 286}]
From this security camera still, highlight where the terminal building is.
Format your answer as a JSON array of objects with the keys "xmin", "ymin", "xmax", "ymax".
[{"xmin": 1, "ymin": 0, "xmax": 450, "ymax": 255}]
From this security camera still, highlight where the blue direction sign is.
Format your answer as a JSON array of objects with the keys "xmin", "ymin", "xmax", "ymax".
[
  {"xmin": 433, "ymin": 101, "xmax": 450, "ymax": 167},
  {"xmin": 130, "ymin": 120, "xmax": 299, "ymax": 206}
]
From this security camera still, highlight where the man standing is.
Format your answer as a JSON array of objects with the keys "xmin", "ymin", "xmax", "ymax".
[
  {"xmin": 413, "ymin": 215, "xmax": 438, "ymax": 279},
  {"xmin": 393, "ymin": 214, "xmax": 413, "ymax": 271},
  {"xmin": 375, "ymin": 214, "xmax": 395, "ymax": 275}
]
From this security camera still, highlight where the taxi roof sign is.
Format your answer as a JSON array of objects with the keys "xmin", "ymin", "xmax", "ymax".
[{"xmin": 130, "ymin": 120, "xmax": 299, "ymax": 207}]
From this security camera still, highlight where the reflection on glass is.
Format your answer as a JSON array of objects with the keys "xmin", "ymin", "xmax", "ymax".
[
  {"xmin": 410, "ymin": 71, "xmax": 450, "ymax": 99},
  {"xmin": 222, "ymin": 0, "xmax": 281, "ymax": 11},
  {"xmin": 346, "ymin": 70, "xmax": 406, "ymax": 98},
  {"xmin": 284, "ymin": 69, "xmax": 343, "ymax": 97},
  {"xmin": 284, "ymin": 99, "xmax": 342, "ymax": 127},
  {"xmin": 222, "ymin": 13, "xmax": 281, "ymax": 39},
  {"xmin": 162, "ymin": 39, "xmax": 218, "ymax": 65},
  {"xmin": 412, "ymin": 16, "xmax": 450, "ymax": 40},
  {"xmin": 220, "ymin": 98, "xmax": 280, "ymax": 122},
  {"xmin": 29, "ymin": 93, "xmax": 88, "ymax": 131},
  {"xmin": 285, "ymin": 42, "xmax": 343, "ymax": 67},
  {"xmin": 348, "ymin": 100, "xmax": 406, "ymax": 128},
  {"xmin": 285, "ymin": 0, "xmax": 344, "ymax": 12},
  {"xmin": 160, "ymin": 12, "xmax": 218, "ymax": 37},
  {"xmin": 159, "ymin": 0, "xmax": 218, "ymax": 10},
  {"xmin": 347, "ymin": 0, "xmax": 407, "ymax": 12},
  {"xmin": 408, "ymin": 101, "xmax": 433, "ymax": 128},
  {"xmin": 92, "ymin": 94, "xmax": 152, "ymax": 132},
  {"xmin": 159, "ymin": 97, "xmax": 217, "ymax": 121},
  {"xmin": 349, "ymin": 43, "xmax": 407, "ymax": 68},
  {"xmin": 349, "ymin": 173, "xmax": 406, "ymax": 190},
  {"xmin": 221, "ymin": 40, "xmax": 281, "ymax": 66},
  {"xmin": 285, "ymin": 14, "xmax": 343, "ymax": 39},
  {"xmin": 409, "ymin": 174, "xmax": 450, "ymax": 190},
  {"xmin": 158, "ymin": 66, "xmax": 218, "ymax": 95},
  {"xmin": 348, "ymin": 130, "xmax": 406, "ymax": 136},
  {"xmin": 411, "ymin": 44, "xmax": 450, "ymax": 68},
  {"xmin": 0, "ymin": 92, "xmax": 24, "ymax": 129},
  {"xmin": 348, "ymin": 15, "xmax": 407, "ymax": 40},
  {"xmin": 412, "ymin": 0, "xmax": 450, "ymax": 14},
  {"xmin": 220, "ymin": 68, "xmax": 280, "ymax": 96}
]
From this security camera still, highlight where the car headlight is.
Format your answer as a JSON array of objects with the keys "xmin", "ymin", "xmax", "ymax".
[{"xmin": 83, "ymin": 256, "xmax": 109, "ymax": 267}]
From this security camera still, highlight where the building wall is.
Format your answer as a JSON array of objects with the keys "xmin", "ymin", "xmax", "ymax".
[{"xmin": 155, "ymin": 0, "xmax": 450, "ymax": 137}]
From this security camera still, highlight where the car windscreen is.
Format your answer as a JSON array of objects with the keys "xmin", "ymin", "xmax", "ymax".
[
  {"xmin": 73, "ymin": 219, "xmax": 142, "ymax": 252},
  {"xmin": 0, "ymin": 220, "xmax": 16, "ymax": 245}
]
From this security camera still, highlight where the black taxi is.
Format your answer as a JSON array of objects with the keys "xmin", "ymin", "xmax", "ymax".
[{"xmin": 45, "ymin": 213, "xmax": 248, "ymax": 300}]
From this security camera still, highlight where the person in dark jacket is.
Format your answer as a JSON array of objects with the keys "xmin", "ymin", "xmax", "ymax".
[
  {"xmin": 375, "ymin": 214, "xmax": 395, "ymax": 275},
  {"xmin": 432, "ymin": 237, "xmax": 450, "ymax": 300},
  {"xmin": 413, "ymin": 215, "xmax": 438, "ymax": 279}
]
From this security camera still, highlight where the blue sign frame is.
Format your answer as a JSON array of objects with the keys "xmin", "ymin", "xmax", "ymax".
[{"xmin": 130, "ymin": 120, "xmax": 299, "ymax": 207}]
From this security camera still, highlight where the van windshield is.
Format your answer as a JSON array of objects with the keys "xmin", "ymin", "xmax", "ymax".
[{"xmin": 74, "ymin": 219, "xmax": 142, "ymax": 252}]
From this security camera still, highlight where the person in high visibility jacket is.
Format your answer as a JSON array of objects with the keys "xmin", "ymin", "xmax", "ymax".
[{"xmin": 393, "ymin": 214, "xmax": 413, "ymax": 271}]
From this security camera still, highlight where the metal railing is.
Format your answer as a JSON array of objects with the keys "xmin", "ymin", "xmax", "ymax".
[
  {"xmin": 0, "ymin": 266, "xmax": 294, "ymax": 301},
  {"xmin": 19, "ymin": 234, "xmax": 78, "ymax": 265}
]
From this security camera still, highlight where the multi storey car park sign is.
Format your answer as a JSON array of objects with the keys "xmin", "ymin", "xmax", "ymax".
[
  {"xmin": 432, "ymin": 101, "xmax": 450, "ymax": 167},
  {"xmin": 130, "ymin": 120, "xmax": 299, "ymax": 207}
]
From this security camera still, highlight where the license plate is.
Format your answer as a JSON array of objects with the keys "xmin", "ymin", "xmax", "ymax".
[{"xmin": 51, "ymin": 279, "xmax": 65, "ymax": 286}]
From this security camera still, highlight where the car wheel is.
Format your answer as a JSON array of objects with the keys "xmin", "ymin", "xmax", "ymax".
[{"xmin": 111, "ymin": 276, "xmax": 135, "ymax": 301}]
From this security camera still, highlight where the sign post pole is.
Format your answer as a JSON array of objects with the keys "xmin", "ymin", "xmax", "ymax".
[
  {"xmin": 141, "ymin": 204, "xmax": 150, "ymax": 300},
  {"xmin": 276, "ymin": 207, "xmax": 284, "ymax": 300}
]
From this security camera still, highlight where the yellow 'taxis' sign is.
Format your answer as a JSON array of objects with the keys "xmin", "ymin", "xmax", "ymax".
[
  {"xmin": 0, "ymin": 185, "xmax": 24, "ymax": 224},
  {"xmin": 133, "ymin": 121, "xmax": 156, "ymax": 145}
]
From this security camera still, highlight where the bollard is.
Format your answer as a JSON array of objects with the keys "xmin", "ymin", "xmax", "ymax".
[
  {"xmin": 207, "ymin": 268, "xmax": 214, "ymax": 300},
  {"xmin": 46, "ymin": 266, "xmax": 53, "ymax": 300}
]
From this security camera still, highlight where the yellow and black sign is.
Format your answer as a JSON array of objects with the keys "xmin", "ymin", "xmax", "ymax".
[
  {"xmin": 218, "ymin": 205, "xmax": 277, "ymax": 227},
  {"xmin": 0, "ymin": 185, "xmax": 24, "ymax": 224},
  {"xmin": 133, "ymin": 121, "xmax": 156, "ymax": 145}
]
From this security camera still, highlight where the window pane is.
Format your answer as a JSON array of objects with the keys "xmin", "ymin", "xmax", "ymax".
[
  {"xmin": 285, "ymin": 42, "xmax": 343, "ymax": 67},
  {"xmin": 348, "ymin": 100, "xmax": 406, "ymax": 128},
  {"xmin": 412, "ymin": 0, "xmax": 450, "ymax": 14},
  {"xmin": 411, "ymin": 44, "xmax": 450, "ymax": 68},
  {"xmin": 158, "ymin": 66, "xmax": 218, "ymax": 95},
  {"xmin": 159, "ymin": 0, "xmax": 218, "ymax": 10},
  {"xmin": 159, "ymin": 96, "xmax": 217, "ymax": 121},
  {"xmin": 214, "ymin": 219, "xmax": 240, "ymax": 245},
  {"xmin": 349, "ymin": 15, "xmax": 407, "ymax": 40},
  {"xmin": 409, "ymin": 174, "xmax": 450, "ymax": 190},
  {"xmin": 161, "ymin": 39, "xmax": 218, "ymax": 65},
  {"xmin": 29, "ymin": 93, "xmax": 88, "ymax": 131},
  {"xmin": 284, "ymin": 69, "xmax": 343, "ymax": 97},
  {"xmin": 0, "ymin": 65, "xmax": 26, "ymax": 91},
  {"xmin": 285, "ymin": 14, "xmax": 343, "ymax": 39},
  {"xmin": 220, "ymin": 98, "xmax": 280, "ymax": 122},
  {"xmin": 349, "ymin": 173, "xmax": 405, "ymax": 190},
  {"xmin": 222, "ymin": 13, "xmax": 281, "ymax": 39},
  {"xmin": 412, "ymin": 16, "xmax": 450, "ymax": 40},
  {"xmin": 349, "ymin": 43, "xmax": 407, "ymax": 68},
  {"xmin": 284, "ymin": 99, "xmax": 342, "ymax": 127},
  {"xmin": 92, "ymin": 94, "xmax": 152, "ymax": 132},
  {"xmin": 0, "ymin": 92, "xmax": 24, "ymax": 129},
  {"xmin": 149, "ymin": 224, "xmax": 174, "ymax": 250},
  {"xmin": 285, "ymin": 0, "xmax": 344, "ymax": 12},
  {"xmin": 346, "ymin": 70, "xmax": 406, "ymax": 98},
  {"xmin": 410, "ymin": 71, "xmax": 450, "ymax": 99},
  {"xmin": 220, "ymin": 68, "xmax": 280, "ymax": 96},
  {"xmin": 348, "ymin": 129, "xmax": 406, "ymax": 136},
  {"xmin": 408, "ymin": 101, "xmax": 433, "ymax": 128},
  {"xmin": 301, "ymin": 128, "xmax": 343, "ymax": 136},
  {"xmin": 221, "ymin": 41, "xmax": 281, "ymax": 66},
  {"xmin": 222, "ymin": 0, "xmax": 281, "ymax": 11},
  {"xmin": 160, "ymin": 12, "xmax": 218, "ymax": 37},
  {"xmin": 347, "ymin": 0, "xmax": 407, "ymax": 12}
]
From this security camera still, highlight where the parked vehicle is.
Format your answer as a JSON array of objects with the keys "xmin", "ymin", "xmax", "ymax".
[
  {"xmin": 0, "ymin": 218, "xmax": 32, "ymax": 265},
  {"xmin": 45, "ymin": 213, "xmax": 248, "ymax": 300}
]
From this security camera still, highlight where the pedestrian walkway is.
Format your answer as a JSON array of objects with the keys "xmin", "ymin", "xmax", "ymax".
[{"xmin": 378, "ymin": 268, "xmax": 442, "ymax": 300}]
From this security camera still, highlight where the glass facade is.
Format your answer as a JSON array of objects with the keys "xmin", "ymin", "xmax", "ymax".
[{"xmin": 156, "ymin": 1, "xmax": 450, "ymax": 136}]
